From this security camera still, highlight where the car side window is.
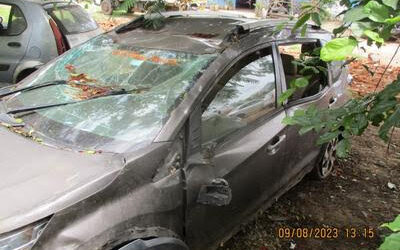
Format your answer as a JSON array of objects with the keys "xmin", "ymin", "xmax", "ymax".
[
  {"xmin": 202, "ymin": 47, "xmax": 276, "ymax": 143},
  {"xmin": 279, "ymin": 42, "xmax": 328, "ymax": 102},
  {"xmin": 0, "ymin": 4, "xmax": 27, "ymax": 36}
]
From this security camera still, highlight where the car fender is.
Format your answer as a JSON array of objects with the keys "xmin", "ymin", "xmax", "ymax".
[{"xmin": 33, "ymin": 142, "xmax": 185, "ymax": 250}]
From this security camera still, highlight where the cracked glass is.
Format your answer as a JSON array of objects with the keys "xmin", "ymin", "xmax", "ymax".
[{"xmin": 5, "ymin": 35, "xmax": 216, "ymax": 152}]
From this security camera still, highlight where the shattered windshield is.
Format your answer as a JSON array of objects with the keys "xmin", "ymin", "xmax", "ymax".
[{"xmin": 4, "ymin": 35, "xmax": 215, "ymax": 152}]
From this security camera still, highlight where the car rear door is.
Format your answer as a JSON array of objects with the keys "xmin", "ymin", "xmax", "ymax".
[
  {"xmin": 0, "ymin": 1, "xmax": 30, "ymax": 83},
  {"xmin": 277, "ymin": 40, "xmax": 338, "ymax": 177},
  {"xmin": 44, "ymin": 3, "xmax": 100, "ymax": 48},
  {"xmin": 184, "ymin": 44, "xmax": 290, "ymax": 250}
]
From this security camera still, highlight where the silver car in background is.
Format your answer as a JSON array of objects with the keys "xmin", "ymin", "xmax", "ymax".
[{"xmin": 0, "ymin": 0, "xmax": 102, "ymax": 83}]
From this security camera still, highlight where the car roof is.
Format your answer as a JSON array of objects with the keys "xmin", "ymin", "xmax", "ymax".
[{"xmin": 110, "ymin": 11, "xmax": 330, "ymax": 54}]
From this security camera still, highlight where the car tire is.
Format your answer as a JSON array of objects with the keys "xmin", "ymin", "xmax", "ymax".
[
  {"xmin": 310, "ymin": 139, "xmax": 338, "ymax": 180},
  {"xmin": 16, "ymin": 68, "xmax": 37, "ymax": 83},
  {"xmin": 101, "ymin": 0, "xmax": 114, "ymax": 15}
]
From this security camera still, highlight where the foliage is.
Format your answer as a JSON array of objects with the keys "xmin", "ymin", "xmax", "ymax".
[
  {"xmin": 115, "ymin": 0, "xmax": 166, "ymax": 29},
  {"xmin": 118, "ymin": 0, "xmax": 137, "ymax": 12},
  {"xmin": 278, "ymin": 47, "xmax": 328, "ymax": 104},
  {"xmin": 320, "ymin": 37, "xmax": 358, "ymax": 61},
  {"xmin": 280, "ymin": 0, "xmax": 400, "ymax": 158},
  {"xmin": 284, "ymin": 76, "xmax": 400, "ymax": 157},
  {"xmin": 380, "ymin": 215, "xmax": 400, "ymax": 250}
]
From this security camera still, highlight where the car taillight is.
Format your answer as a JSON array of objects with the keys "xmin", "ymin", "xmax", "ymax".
[{"xmin": 49, "ymin": 18, "xmax": 67, "ymax": 55}]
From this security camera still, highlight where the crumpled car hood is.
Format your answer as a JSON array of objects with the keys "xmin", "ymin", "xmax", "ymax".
[{"xmin": 0, "ymin": 126, "xmax": 124, "ymax": 234}]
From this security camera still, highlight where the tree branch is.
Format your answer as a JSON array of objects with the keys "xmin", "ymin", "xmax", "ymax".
[{"xmin": 374, "ymin": 43, "xmax": 400, "ymax": 92}]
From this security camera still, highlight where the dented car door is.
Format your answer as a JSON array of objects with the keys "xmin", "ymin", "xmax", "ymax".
[{"xmin": 184, "ymin": 45, "xmax": 289, "ymax": 250}]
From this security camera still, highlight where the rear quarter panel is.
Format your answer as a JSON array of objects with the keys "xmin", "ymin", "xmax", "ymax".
[{"xmin": 13, "ymin": 2, "xmax": 58, "ymax": 82}]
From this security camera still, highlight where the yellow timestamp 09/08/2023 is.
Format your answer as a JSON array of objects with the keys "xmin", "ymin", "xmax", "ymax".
[{"xmin": 277, "ymin": 227, "xmax": 375, "ymax": 239}]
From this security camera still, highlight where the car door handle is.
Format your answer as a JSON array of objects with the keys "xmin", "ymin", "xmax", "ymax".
[
  {"xmin": 329, "ymin": 97, "xmax": 337, "ymax": 107},
  {"xmin": 8, "ymin": 42, "xmax": 21, "ymax": 48},
  {"xmin": 266, "ymin": 135, "xmax": 286, "ymax": 155}
]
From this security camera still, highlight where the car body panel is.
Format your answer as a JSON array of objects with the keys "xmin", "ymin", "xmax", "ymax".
[
  {"xmin": 65, "ymin": 29, "xmax": 103, "ymax": 48},
  {"xmin": 185, "ymin": 111, "xmax": 288, "ymax": 249},
  {"xmin": 0, "ymin": 124, "xmax": 124, "ymax": 234},
  {"xmin": 0, "ymin": 0, "xmax": 32, "ymax": 83},
  {"xmin": 33, "ymin": 142, "xmax": 185, "ymax": 250}
]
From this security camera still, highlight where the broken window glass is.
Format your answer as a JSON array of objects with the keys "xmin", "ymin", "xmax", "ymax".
[{"xmin": 202, "ymin": 50, "xmax": 276, "ymax": 143}]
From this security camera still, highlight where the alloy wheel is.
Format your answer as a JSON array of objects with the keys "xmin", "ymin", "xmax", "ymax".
[{"xmin": 320, "ymin": 139, "xmax": 338, "ymax": 178}]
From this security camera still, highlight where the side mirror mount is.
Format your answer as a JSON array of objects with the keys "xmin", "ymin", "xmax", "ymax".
[{"xmin": 197, "ymin": 178, "xmax": 232, "ymax": 206}]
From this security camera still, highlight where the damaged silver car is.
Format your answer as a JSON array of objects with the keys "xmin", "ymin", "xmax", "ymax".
[{"xmin": 0, "ymin": 12, "xmax": 350, "ymax": 250}]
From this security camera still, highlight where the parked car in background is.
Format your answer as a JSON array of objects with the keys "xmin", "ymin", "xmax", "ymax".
[
  {"xmin": 0, "ymin": 12, "xmax": 350, "ymax": 250},
  {"xmin": 0, "ymin": 0, "xmax": 102, "ymax": 84},
  {"xmin": 95, "ymin": 0, "xmax": 180, "ymax": 15}
]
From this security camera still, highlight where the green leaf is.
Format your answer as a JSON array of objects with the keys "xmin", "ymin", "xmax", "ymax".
[
  {"xmin": 381, "ymin": 215, "xmax": 400, "ymax": 232},
  {"xmin": 279, "ymin": 88, "xmax": 296, "ymax": 104},
  {"xmin": 292, "ymin": 13, "xmax": 311, "ymax": 32},
  {"xmin": 311, "ymin": 12, "xmax": 322, "ymax": 26},
  {"xmin": 350, "ymin": 21, "xmax": 380, "ymax": 37},
  {"xmin": 300, "ymin": 24, "xmax": 307, "ymax": 37},
  {"xmin": 351, "ymin": 113, "xmax": 369, "ymax": 135},
  {"xmin": 299, "ymin": 126, "xmax": 314, "ymax": 135},
  {"xmin": 369, "ymin": 99, "xmax": 397, "ymax": 120},
  {"xmin": 273, "ymin": 21, "xmax": 288, "ymax": 34},
  {"xmin": 291, "ymin": 77, "xmax": 309, "ymax": 88},
  {"xmin": 379, "ymin": 232, "xmax": 400, "ymax": 250},
  {"xmin": 317, "ymin": 131, "xmax": 340, "ymax": 145},
  {"xmin": 320, "ymin": 38, "xmax": 358, "ymax": 62},
  {"xmin": 363, "ymin": 30, "xmax": 384, "ymax": 44},
  {"xmin": 382, "ymin": 0, "xmax": 399, "ymax": 9},
  {"xmin": 385, "ymin": 16, "xmax": 400, "ymax": 25},
  {"xmin": 282, "ymin": 116, "xmax": 295, "ymax": 125},
  {"xmin": 333, "ymin": 25, "xmax": 348, "ymax": 36},
  {"xmin": 343, "ymin": 7, "xmax": 369, "ymax": 23},
  {"xmin": 364, "ymin": 1, "xmax": 391, "ymax": 23},
  {"xmin": 379, "ymin": 105, "xmax": 400, "ymax": 141},
  {"xmin": 380, "ymin": 24, "xmax": 395, "ymax": 40},
  {"xmin": 336, "ymin": 139, "xmax": 351, "ymax": 158}
]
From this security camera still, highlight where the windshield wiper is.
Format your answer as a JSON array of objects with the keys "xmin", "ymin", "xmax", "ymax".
[
  {"xmin": 0, "ymin": 80, "xmax": 119, "ymax": 98},
  {"xmin": 0, "ymin": 80, "xmax": 68, "ymax": 98},
  {"xmin": 6, "ymin": 87, "xmax": 150, "ymax": 116}
]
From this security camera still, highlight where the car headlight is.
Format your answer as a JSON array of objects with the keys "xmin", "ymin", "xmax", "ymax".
[{"xmin": 0, "ymin": 218, "xmax": 49, "ymax": 250}]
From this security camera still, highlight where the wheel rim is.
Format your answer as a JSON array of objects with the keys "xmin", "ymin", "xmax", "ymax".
[
  {"xmin": 101, "ymin": 1, "xmax": 112, "ymax": 13},
  {"xmin": 320, "ymin": 139, "xmax": 337, "ymax": 177}
]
